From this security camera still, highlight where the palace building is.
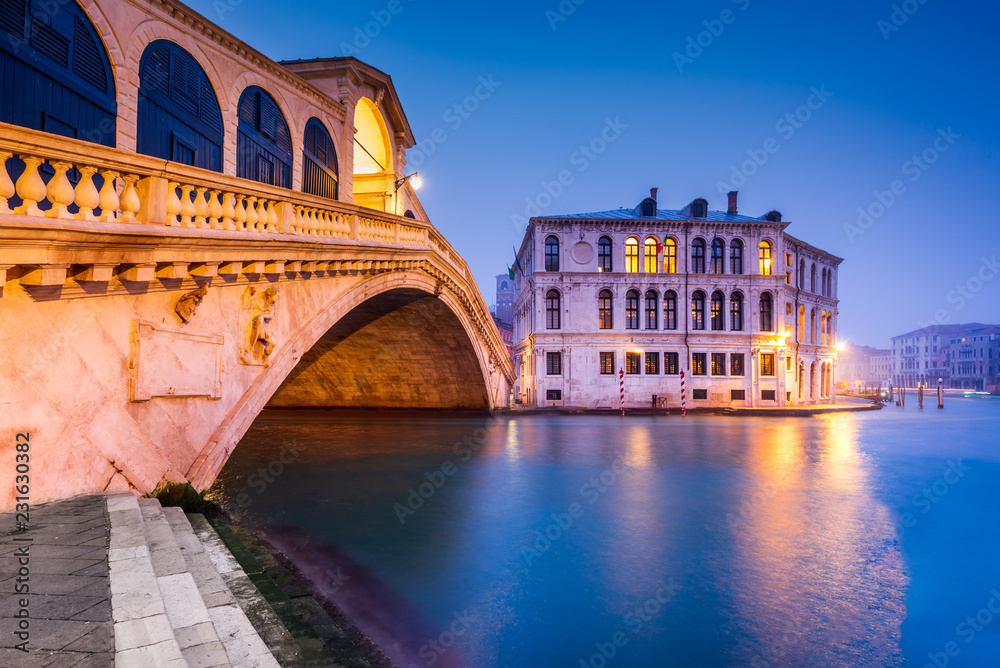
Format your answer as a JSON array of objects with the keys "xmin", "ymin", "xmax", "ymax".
[{"xmin": 512, "ymin": 190, "xmax": 842, "ymax": 408}]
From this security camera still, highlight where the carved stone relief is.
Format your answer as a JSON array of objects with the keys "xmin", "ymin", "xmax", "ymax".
[{"xmin": 239, "ymin": 286, "xmax": 279, "ymax": 367}]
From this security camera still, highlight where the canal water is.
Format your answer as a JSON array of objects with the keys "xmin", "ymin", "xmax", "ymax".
[{"xmin": 205, "ymin": 397, "xmax": 1000, "ymax": 667}]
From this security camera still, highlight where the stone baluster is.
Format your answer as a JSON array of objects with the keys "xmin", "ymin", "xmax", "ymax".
[
  {"xmin": 194, "ymin": 187, "xmax": 209, "ymax": 228},
  {"xmin": 234, "ymin": 195, "xmax": 247, "ymax": 231},
  {"xmin": 318, "ymin": 210, "xmax": 329, "ymax": 237},
  {"xmin": 266, "ymin": 200, "xmax": 278, "ymax": 233},
  {"xmin": 178, "ymin": 185, "xmax": 195, "ymax": 227},
  {"xmin": 166, "ymin": 182, "xmax": 181, "ymax": 226},
  {"xmin": 255, "ymin": 198, "xmax": 267, "ymax": 233},
  {"xmin": 221, "ymin": 192, "xmax": 236, "ymax": 231},
  {"xmin": 119, "ymin": 175, "xmax": 141, "ymax": 224},
  {"xmin": 14, "ymin": 156, "xmax": 47, "ymax": 216},
  {"xmin": 0, "ymin": 151, "xmax": 13, "ymax": 213},
  {"xmin": 245, "ymin": 196, "xmax": 258, "ymax": 232},
  {"xmin": 311, "ymin": 209, "xmax": 320, "ymax": 237},
  {"xmin": 293, "ymin": 205, "xmax": 304, "ymax": 235},
  {"xmin": 98, "ymin": 170, "xmax": 120, "ymax": 222},
  {"xmin": 74, "ymin": 166, "xmax": 100, "ymax": 221},
  {"xmin": 208, "ymin": 190, "xmax": 223, "ymax": 230},
  {"xmin": 44, "ymin": 161, "xmax": 75, "ymax": 219}
]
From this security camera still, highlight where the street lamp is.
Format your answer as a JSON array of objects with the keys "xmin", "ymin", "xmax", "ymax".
[{"xmin": 394, "ymin": 172, "xmax": 422, "ymax": 193}]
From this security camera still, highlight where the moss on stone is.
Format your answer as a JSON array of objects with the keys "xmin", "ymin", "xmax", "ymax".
[{"xmin": 152, "ymin": 482, "xmax": 204, "ymax": 513}]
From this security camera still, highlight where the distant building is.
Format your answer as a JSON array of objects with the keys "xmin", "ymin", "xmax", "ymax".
[
  {"xmin": 492, "ymin": 315, "xmax": 514, "ymax": 358},
  {"xmin": 494, "ymin": 273, "xmax": 515, "ymax": 325},
  {"xmin": 838, "ymin": 344, "xmax": 891, "ymax": 390},
  {"xmin": 891, "ymin": 323, "xmax": 1000, "ymax": 391},
  {"xmin": 511, "ymin": 189, "xmax": 842, "ymax": 408}
]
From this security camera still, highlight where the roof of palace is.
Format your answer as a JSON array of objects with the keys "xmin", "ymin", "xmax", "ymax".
[{"xmin": 545, "ymin": 208, "xmax": 770, "ymax": 223}]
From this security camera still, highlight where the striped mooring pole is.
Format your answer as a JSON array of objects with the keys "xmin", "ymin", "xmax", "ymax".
[
  {"xmin": 680, "ymin": 369, "xmax": 687, "ymax": 416},
  {"xmin": 619, "ymin": 367, "xmax": 625, "ymax": 416}
]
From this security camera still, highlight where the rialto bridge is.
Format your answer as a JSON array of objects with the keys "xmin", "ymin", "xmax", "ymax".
[{"xmin": 0, "ymin": 0, "xmax": 512, "ymax": 510}]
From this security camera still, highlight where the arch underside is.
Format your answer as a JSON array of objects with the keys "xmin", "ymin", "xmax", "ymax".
[{"xmin": 268, "ymin": 288, "xmax": 490, "ymax": 409}]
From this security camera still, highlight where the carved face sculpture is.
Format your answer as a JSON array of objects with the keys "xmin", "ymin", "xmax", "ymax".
[{"xmin": 175, "ymin": 285, "xmax": 208, "ymax": 323}]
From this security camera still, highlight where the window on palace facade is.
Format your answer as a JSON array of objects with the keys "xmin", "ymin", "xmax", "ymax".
[
  {"xmin": 760, "ymin": 292, "xmax": 774, "ymax": 332},
  {"xmin": 664, "ymin": 291, "xmax": 678, "ymax": 330},
  {"xmin": 663, "ymin": 238, "xmax": 677, "ymax": 273},
  {"xmin": 303, "ymin": 118, "xmax": 339, "ymax": 199},
  {"xmin": 645, "ymin": 352, "xmax": 660, "ymax": 374},
  {"xmin": 625, "ymin": 236, "xmax": 640, "ymax": 273},
  {"xmin": 545, "ymin": 236, "xmax": 560, "ymax": 272},
  {"xmin": 545, "ymin": 289, "xmax": 560, "ymax": 329},
  {"xmin": 693, "ymin": 389, "xmax": 708, "ymax": 400},
  {"xmin": 645, "ymin": 290, "xmax": 658, "ymax": 329},
  {"xmin": 759, "ymin": 240, "xmax": 773, "ymax": 275},
  {"xmin": 600, "ymin": 352, "xmax": 615, "ymax": 374},
  {"xmin": 798, "ymin": 259, "xmax": 805, "ymax": 288},
  {"xmin": 761, "ymin": 353, "xmax": 775, "ymax": 376},
  {"xmin": 711, "ymin": 353, "xmax": 726, "ymax": 376},
  {"xmin": 665, "ymin": 352, "xmax": 679, "ymax": 375},
  {"xmin": 810, "ymin": 263, "xmax": 817, "ymax": 292},
  {"xmin": 731, "ymin": 389, "xmax": 746, "ymax": 401},
  {"xmin": 761, "ymin": 389, "xmax": 776, "ymax": 401},
  {"xmin": 692, "ymin": 353, "xmax": 707, "ymax": 375},
  {"xmin": 711, "ymin": 238, "xmax": 725, "ymax": 274},
  {"xmin": 644, "ymin": 238, "xmax": 658, "ymax": 273},
  {"xmin": 599, "ymin": 290, "xmax": 613, "ymax": 329},
  {"xmin": 730, "ymin": 239, "xmax": 744, "ymax": 274},
  {"xmin": 691, "ymin": 238, "xmax": 706, "ymax": 274},
  {"xmin": 626, "ymin": 351, "xmax": 641, "ymax": 374},
  {"xmin": 691, "ymin": 199, "xmax": 708, "ymax": 217},
  {"xmin": 731, "ymin": 353, "xmax": 745, "ymax": 376},
  {"xmin": 598, "ymin": 236, "xmax": 613, "ymax": 272},
  {"xmin": 730, "ymin": 292, "xmax": 744, "ymax": 331},
  {"xmin": 546, "ymin": 352, "xmax": 562, "ymax": 375},
  {"xmin": 546, "ymin": 389, "xmax": 562, "ymax": 400},
  {"xmin": 711, "ymin": 291, "xmax": 724, "ymax": 331},
  {"xmin": 625, "ymin": 290, "xmax": 640, "ymax": 329},
  {"xmin": 692, "ymin": 291, "xmax": 706, "ymax": 330},
  {"xmin": 785, "ymin": 303, "xmax": 793, "ymax": 316}
]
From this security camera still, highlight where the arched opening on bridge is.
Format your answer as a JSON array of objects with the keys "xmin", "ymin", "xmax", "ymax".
[
  {"xmin": 352, "ymin": 96, "xmax": 393, "ymax": 212},
  {"xmin": 268, "ymin": 288, "xmax": 490, "ymax": 409}
]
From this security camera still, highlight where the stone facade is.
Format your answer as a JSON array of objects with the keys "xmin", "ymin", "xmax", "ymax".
[
  {"xmin": 838, "ymin": 344, "xmax": 892, "ymax": 390},
  {"xmin": 512, "ymin": 191, "xmax": 842, "ymax": 409},
  {"xmin": 891, "ymin": 323, "xmax": 1000, "ymax": 391}
]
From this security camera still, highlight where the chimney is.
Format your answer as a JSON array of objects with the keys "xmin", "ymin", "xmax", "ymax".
[
  {"xmin": 727, "ymin": 191, "xmax": 738, "ymax": 216},
  {"xmin": 650, "ymin": 187, "xmax": 658, "ymax": 201}
]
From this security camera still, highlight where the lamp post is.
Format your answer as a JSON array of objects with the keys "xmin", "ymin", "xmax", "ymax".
[{"xmin": 392, "ymin": 172, "xmax": 422, "ymax": 214}]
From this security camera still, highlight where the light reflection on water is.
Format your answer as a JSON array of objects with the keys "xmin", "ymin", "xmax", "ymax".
[{"xmin": 205, "ymin": 399, "xmax": 1000, "ymax": 667}]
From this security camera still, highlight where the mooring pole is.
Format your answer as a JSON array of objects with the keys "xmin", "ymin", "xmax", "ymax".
[
  {"xmin": 938, "ymin": 378, "xmax": 944, "ymax": 409},
  {"xmin": 918, "ymin": 383, "xmax": 924, "ymax": 409}
]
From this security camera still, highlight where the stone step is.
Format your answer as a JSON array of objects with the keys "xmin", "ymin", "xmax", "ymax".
[
  {"xmin": 163, "ymin": 507, "xmax": 284, "ymax": 668},
  {"xmin": 138, "ymin": 498, "xmax": 232, "ymax": 668}
]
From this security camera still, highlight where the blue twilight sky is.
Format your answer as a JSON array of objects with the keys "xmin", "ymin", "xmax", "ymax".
[{"xmin": 185, "ymin": 0, "xmax": 1000, "ymax": 348}]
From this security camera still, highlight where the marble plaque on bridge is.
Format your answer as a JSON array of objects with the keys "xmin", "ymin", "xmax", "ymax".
[{"xmin": 129, "ymin": 320, "xmax": 224, "ymax": 401}]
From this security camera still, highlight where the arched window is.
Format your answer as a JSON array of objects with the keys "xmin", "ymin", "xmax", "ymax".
[
  {"xmin": 730, "ymin": 239, "xmax": 744, "ymax": 274},
  {"xmin": 711, "ymin": 238, "xmax": 725, "ymax": 274},
  {"xmin": 760, "ymin": 292, "xmax": 773, "ymax": 332},
  {"xmin": 640, "ymin": 198, "xmax": 656, "ymax": 217},
  {"xmin": 0, "ymin": 0, "xmax": 116, "ymax": 146},
  {"xmin": 664, "ymin": 291, "xmax": 677, "ymax": 330},
  {"xmin": 810, "ymin": 263, "xmax": 817, "ymax": 292},
  {"xmin": 237, "ymin": 86, "xmax": 292, "ymax": 187},
  {"xmin": 691, "ymin": 238, "xmax": 706, "ymax": 274},
  {"xmin": 691, "ymin": 198, "xmax": 708, "ymax": 217},
  {"xmin": 545, "ymin": 236, "xmax": 560, "ymax": 271},
  {"xmin": 711, "ymin": 291, "xmax": 724, "ymax": 330},
  {"xmin": 798, "ymin": 259, "xmax": 805, "ymax": 288},
  {"xmin": 692, "ymin": 291, "xmax": 706, "ymax": 330},
  {"xmin": 810, "ymin": 308, "xmax": 817, "ymax": 344},
  {"xmin": 625, "ymin": 290, "xmax": 639, "ymax": 329},
  {"xmin": 303, "ymin": 118, "xmax": 339, "ymax": 199},
  {"xmin": 625, "ymin": 237, "xmax": 639, "ymax": 273},
  {"xmin": 799, "ymin": 305, "xmax": 806, "ymax": 342},
  {"xmin": 644, "ymin": 238, "xmax": 658, "ymax": 273},
  {"xmin": 663, "ymin": 238, "xmax": 677, "ymax": 273},
  {"xmin": 730, "ymin": 292, "xmax": 744, "ymax": 331},
  {"xmin": 545, "ymin": 290, "xmax": 560, "ymax": 329},
  {"xmin": 598, "ymin": 290, "xmax": 613, "ymax": 329},
  {"xmin": 759, "ymin": 241, "xmax": 773, "ymax": 276},
  {"xmin": 645, "ymin": 290, "xmax": 658, "ymax": 329},
  {"xmin": 598, "ymin": 236, "xmax": 613, "ymax": 272}
]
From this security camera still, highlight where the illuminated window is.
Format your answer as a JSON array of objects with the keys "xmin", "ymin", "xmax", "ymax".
[
  {"xmin": 730, "ymin": 292, "xmax": 744, "ymax": 331},
  {"xmin": 626, "ymin": 352, "xmax": 641, "ymax": 374},
  {"xmin": 711, "ymin": 238, "xmax": 725, "ymax": 274},
  {"xmin": 625, "ymin": 290, "xmax": 639, "ymax": 329},
  {"xmin": 545, "ymin": 236, "xmax": 560, "ymax": 272},
  {"xmin": 711, "ymin": 353, "xmax": 726, "ymax": 376},
  {"xmin": 731, "ymin": 353, "xmax": 745, "ymax": 376},
  {"xmin": 644, "ymin": 238, "xmax": 658, "ymax": 273},
  {"xmin": 761, "ymin": 353, "xmax": 775, "ymax": 376},
  {"xmin": 625, "ymin": 237, "xmax": 639, "ymax": 273},
  {"xmin": 599, "ymin": 290, "xmax": 613, "ymax": 329},
  {"xmin": 691, "ymin": 238, "xmax": 706, "ymax": 274},
  {"xmin": 692, "ymin": 291, "xmax": 705, "ymax": 330},
  {"xmin": 600, "ymin": 352, "xmax": 615, "ymax": 374},
  {"xmin": 759, "ymin": 240, "xmax": 773, "ymax": 275},
  {"xmin": 760, "ymin": 293, "xmax": 773, "ymax": 332},
  {"xmin": 598, "ymin": 236, "xmax": 612, "ymax": 272},
  {"xmin": 711, "ymin": 291, "xmax": 724, "ymax": 331},
  {"xmin": 645, "ymin": 352, "xmax": 660, "ymax": 374},
  {"xmin": 663, "ymin": 238, "xmax": 677, "ymax": 273},
  {"xmin": 692, "ymin": 353, "xmax": 707, "ymax": 376},
  {"xmin": 664, "ymin": 291, "xmax": 677, "ymax": 330},
  {"xmin": 730, "ymin": 239, "xmax": 744, "ymax": 274},
  {"xmin": 546, "ymin": 352, "xmax": 561, "ymax": 375},
  {"xmin": 645, "ymin": 290, "xmax": 658, "ymax": 329},
  {"xmin": 545, "ymin": 289, "xmax": 560, "ymax": 329},
  {"xmin": 665, "ymin": 352, "xmax": 679, "ymax": 375}
]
